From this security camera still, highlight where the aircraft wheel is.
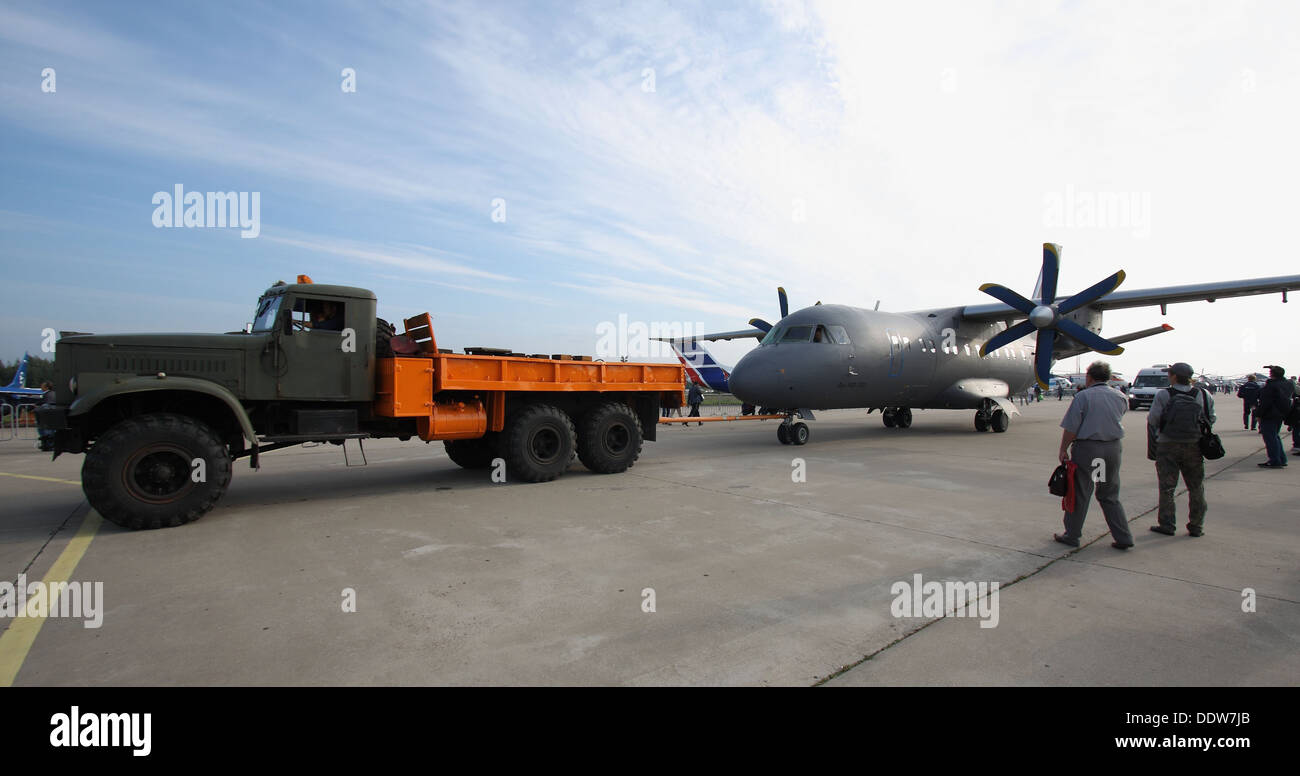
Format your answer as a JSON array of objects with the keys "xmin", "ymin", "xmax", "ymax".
[
  {"xmin": 974, "ymin": 411, "xmax": 990, "ymax": 432},
  {"xmin": 777, "ymin": 424, "xmax": 792, "ymax": 445},
  {"xmin": 896, "ymin": 408, "xmax": 913, "ymax": 428},
  {"xmin": 990, "ymin": 409, "xmax": 1009, "ymax": 433},
  {"xmin": 882, "ymin": 409, "xmax": 896, "ymax": 428},
  {"xmin": 790, "ymin": 422, "xmax": 810, "ymax": 445}
]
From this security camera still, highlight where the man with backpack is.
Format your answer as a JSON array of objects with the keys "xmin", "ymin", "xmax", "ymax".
[
  {"xmin": 1256, "ymin": 365, "xmax": 1294, "ymax": 468},
  {"xmin": 1236, "ymin": 374, "xmax": 1261, "ymax": 430},
  {"xmin": 1147, "ymin": 362, "xmax": 1215, "ymax": 537}
]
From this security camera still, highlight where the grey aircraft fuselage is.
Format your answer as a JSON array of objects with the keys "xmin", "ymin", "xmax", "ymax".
[{"xmin": 727, "ymin": 304, "xmax": 1062, "ymax": 411}]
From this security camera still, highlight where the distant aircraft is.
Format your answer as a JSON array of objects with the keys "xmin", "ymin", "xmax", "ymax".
[
  {"xmin": 0, "ymin": 353, "xmax": 44, "ymax": 404},
  {"xmin": 699, "ymin": 243, "xmax": 1298, "ymax": 445},
  {"xmin": 661, "ymin": 337, "xmax": 732, "ymax": 393}
]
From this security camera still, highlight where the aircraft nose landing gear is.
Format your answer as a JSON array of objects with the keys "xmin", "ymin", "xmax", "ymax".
[{"xmin": 778, "ymin": 417, "xmax": 810, "ymax": 445}]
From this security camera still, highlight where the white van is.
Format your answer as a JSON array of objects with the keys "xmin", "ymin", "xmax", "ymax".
[{"xmin": 1128, "ymin": 365, "xmax": 1171, "ymax": 410}]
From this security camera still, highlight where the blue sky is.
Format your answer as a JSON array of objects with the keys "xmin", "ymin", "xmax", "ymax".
[{"xmin": 2, "ymin": 0, "xmax": 1298, "ymax": 377}]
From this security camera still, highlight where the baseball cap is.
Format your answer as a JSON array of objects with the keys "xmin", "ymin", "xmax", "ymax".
[
  {"xmin": 1265, "ymin": 364, "xmax": 1285, "ymax": 377},
  {"xmin": 1167, "ymin": 362, "xmax": 1193, "ymax": 378}
]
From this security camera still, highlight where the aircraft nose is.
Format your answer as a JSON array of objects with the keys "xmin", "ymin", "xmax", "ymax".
[{"xmin": 729, "ymin": 350, "xmax": 776, "ymax": 405}]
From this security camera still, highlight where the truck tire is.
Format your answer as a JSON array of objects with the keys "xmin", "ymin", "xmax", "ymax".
[
  {"xmin": 376, "ymin": 317, "xmax": 396, "ymax": 357},
  {"xmin": 444, "ymin": 436, "xmax": 497, "ymax": 469},
  {"xmin": 82, "ymin": 413, "xmax": 232, "ymax": 530},
  {"xmin": 577, "ymin": 401, "xmax": 643, "ymax": 473},
  {"xmin": 504, "ymin": 404, "xmax": 575, "ymax": 482}
]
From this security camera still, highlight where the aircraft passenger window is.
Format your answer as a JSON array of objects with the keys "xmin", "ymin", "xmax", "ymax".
[
  {"xmin": 826, "ymin": 325, "xmax": 851, "ymax": 345},
  {"xmin": 780, "ymin": 325, "xmax": 813, "ymax": 343}
]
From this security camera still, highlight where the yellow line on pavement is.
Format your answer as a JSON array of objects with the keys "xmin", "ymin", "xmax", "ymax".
[
  {"xmin": 0, "ymin": 471, "xmax": 81, "ymax": 486},
  {"xmin": 0, "ymin": 509, "xmax": 102, "ymax": 686}
]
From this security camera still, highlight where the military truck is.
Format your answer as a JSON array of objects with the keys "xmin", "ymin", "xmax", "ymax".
[{"xmin": 37, "ymin": 277, "xmax": 683, "ymax": 529}]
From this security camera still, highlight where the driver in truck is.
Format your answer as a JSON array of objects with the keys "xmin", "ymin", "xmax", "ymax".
[{"xmin": 308, "ymin": 300, "xmax": 344, "ymax": 331}]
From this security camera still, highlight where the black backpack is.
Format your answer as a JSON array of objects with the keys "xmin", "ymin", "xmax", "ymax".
[{"xmin": 1159, "ymin": 387, "xmax": 1207, "ymax": 442}]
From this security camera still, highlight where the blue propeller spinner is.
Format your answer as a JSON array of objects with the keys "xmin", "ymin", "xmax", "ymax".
[{"xmin": 978, "ymin": 243, "xmax": 1127, "ymax": 389}]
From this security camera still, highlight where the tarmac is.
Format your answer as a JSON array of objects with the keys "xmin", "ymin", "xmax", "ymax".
[{"xmin": 0, "ymin": 399, "xmax": 1296, "ymax": 686}]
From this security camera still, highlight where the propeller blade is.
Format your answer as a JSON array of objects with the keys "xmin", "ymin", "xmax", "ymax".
[
  {"xmin": 1056, "ymin": 318, "xmax": 1124, "ymax": 355},
  {"xmin": 749, "ymin": 318, "xmax": 773, "ymax": 334},
  {"xmin": 777, "ymin": 287, "xmax": 789, "ymax": 318},
  {"xmin": 1055, "ymin": 270, "xmax": 1127, "ymax": 316},
  {"xmin": 978, "ymin": 319, "xmax": 1036, "ymax": 357},
  {"xmin": 978, "ymin": 283, "xmax": 1037, "ymax": 314},
  {"xmin": 1034, "ymin": 329, "xmax": 1056, "ymax": 389},
  {"xmin": 1039, "ymin": 243, "xmax": 1061, "ymax": 304}
]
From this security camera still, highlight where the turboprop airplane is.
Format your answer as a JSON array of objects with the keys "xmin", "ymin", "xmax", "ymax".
[{"xmin": 708, "ymin": 243, "xmax": 1298, "ymax": 445}]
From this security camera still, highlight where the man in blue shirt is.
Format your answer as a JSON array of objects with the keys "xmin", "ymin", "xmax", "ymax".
[{"xmin": 1056, "ymin": 361, "xmax": 1133, "ymax": 550}]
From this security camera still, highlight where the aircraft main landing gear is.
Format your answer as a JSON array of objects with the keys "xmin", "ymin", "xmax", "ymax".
[
  {"xmin": 882, "ymin": 407, "xmax": 912, "ymax": 429},
  {"xmin": 974, "ymin": 401, "xmax": 1009, "ymax": 433}
]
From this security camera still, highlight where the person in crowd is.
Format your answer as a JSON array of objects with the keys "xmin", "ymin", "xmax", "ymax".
[
  {"xmin": 1257, "ymin": 365, "xmax": 1294, "ymax": 468},
  {"xmin": 1147, "ymin": 362, "xmax": 1214, "ymax": 538},
  {"xmin": 1055, "ymin": 361, "xmax": 1134, "ymax": 550}
]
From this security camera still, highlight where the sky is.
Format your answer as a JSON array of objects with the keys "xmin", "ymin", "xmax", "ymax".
[{"xmin": 1, "ymin": 0, "xmax": 1297, "ymax": 381}]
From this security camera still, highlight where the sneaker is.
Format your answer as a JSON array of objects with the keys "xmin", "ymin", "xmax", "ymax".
[
  {"xmin": 1111, "ymin": 541, "xmax": 1133, "ymax": 550},
  {"xmin": 1053, "ymin": 533, "xmax": 1079, "ymax": 547},
  {"xmin": 1149, "ymin": 525, "xmax": 1176, "ymax": 536},
  {"xmin": 1258, "ymin": 462, "xmax": 1287, "ymax": 468},
  {"xmin": 1187, "ymin": 527, "xmax": 1204, "ymax": 537}
]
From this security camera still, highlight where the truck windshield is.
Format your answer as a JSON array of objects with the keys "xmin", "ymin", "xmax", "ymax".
[
  {"xmin": 252, "ymin": 296, "xmax": 282, "ymax": 332},
  {"xmin": 1134, "ymin": 374, "xmax": 1169, "ymax": 388}
]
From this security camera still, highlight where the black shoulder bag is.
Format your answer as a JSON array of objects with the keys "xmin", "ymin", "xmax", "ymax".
[{"xmin": 1197, "ymin": 389, "xmax": 1225, "ymax": 460}]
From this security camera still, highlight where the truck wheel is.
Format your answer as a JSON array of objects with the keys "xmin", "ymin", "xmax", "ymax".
[
  {"xmin": 577, "ymin": 401, "xmax": 643, "ymax": 473},
  {"xmin": 443, "ymin": 436, "xmax": 497, "ymax": 469},
  {"xmin": 376, "ymin": 318, "xmax": 396, "ymax": 357},
  {"xmin": 82, "ymin": 413, "xmax": 232, "ymax": 530},
  {"xmin": 504, "ymin": 404, "xmax": 575, "ymax": 482}
]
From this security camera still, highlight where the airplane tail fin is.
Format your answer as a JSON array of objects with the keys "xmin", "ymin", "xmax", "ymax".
[
  {"xmin": 3, "ymin": 353, "xmax": 28, "ymax": 391},
  {"xmin": 660, "ymin": 338, "xmax": 732, "ymax": 392}
]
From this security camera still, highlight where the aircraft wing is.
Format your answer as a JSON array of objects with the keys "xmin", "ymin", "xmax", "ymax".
[
  {"xmin": 960, "ymin": 275, "xmax": 1300, "ymax": 321},
  {"xmin": 673, "ymin": 328, "xmax": 767, "ymax": 342}
]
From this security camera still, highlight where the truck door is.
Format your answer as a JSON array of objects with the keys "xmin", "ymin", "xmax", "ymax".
[{"xmin": 275, "ymin": 295, "xmax": 353, "ymax": 400}]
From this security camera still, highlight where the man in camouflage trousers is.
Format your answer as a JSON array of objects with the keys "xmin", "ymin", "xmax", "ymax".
[{"xmin": 1147, "ymin": 362, "xmax": 1215, "ymax": 537}]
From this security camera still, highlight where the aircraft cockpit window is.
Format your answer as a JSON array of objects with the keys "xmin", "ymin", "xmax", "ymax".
[
  {"xmin": 813, "ymin": 325, "xmax": 827, "ymax": 343},
  {"xmin": 780, "ymin": 325, "xmax": 814, "ymax": 343},
  {"xmin": 760, "ymin": 326, "xmax": 782, "ymax": 345},
  {"xmin": 826, "ymin": 325, "xmax": 850, "ymax": 345}
]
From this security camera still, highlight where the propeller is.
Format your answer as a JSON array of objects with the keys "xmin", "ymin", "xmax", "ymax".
[
  {"xmin": 748, "ymin": 286, "xmax": 791, "ymax": 334},
  {"xmin": 978, "ymin": 243, "xmax": 1127, "ymax": 389}
]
